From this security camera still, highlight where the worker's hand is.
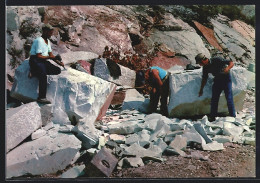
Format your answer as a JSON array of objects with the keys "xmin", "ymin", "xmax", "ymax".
[
  {"xmin": 198, "ymin": 90, "xmax": 203, "ymax": 97},
  {"xmin": 58, "ymin": 61, "xmax": 65, "ymax": 67},
  {"xmin": 223, "ymin": 67, "xmax": 230, "ymax": 74},
  {"xmin": 55, "ymin": 54, "xmax": 62, "ymax": 61},
  {"xmin": 49, "ymin": 55, "xmax": 56, "ymax": 60}
]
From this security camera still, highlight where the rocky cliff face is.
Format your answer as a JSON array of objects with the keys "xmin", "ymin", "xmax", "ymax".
[{"xmin": 6, "ymin": 5, "xmax": 255, "ymax": 89}]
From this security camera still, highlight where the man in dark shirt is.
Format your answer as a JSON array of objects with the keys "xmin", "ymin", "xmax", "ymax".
[{"xmin": 195, "ymin": 53, "xmax": 236, "ymax": 122}]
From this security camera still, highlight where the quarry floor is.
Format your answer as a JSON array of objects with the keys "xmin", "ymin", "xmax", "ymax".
[
  {"xmin": 110, "ymin": 89, "xmax": 256, "ymax": 179},
  {"xmin": 111, "ymin": 143, "xmax": 256, "ymax": 178},
  {"xmin": 16, "ymin": 143, "xmax": 256, "ymax": 179},
  {"xmin": 11, "ymin": 89, "xmax": 256, "ymax": 180}
]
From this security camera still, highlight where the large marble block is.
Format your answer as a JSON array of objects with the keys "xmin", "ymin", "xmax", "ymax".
[
  {"xmin": 93, "ymin": 58, "xmax": 136, "ymax": 88},
  {"xmin": 60, "ymin": 51, "xmax": 98, "ymax": 65},
  {"xmin": 10, "ymin": 60, "xmax": 116, "ymax": 125},
  {"xmin": 168, "ymin": 67, "xmax": 248, "ymax": 118},
  {"xmin": 6, "ymin": 131, "xmax": 81, "ymax": 178},
  {"xmin": 6, "ymin": 102, "xmax": 42, "ymax": 152}
]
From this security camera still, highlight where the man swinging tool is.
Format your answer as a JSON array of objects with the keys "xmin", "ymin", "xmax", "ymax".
[{"xmin": 29, "ymin": 23, "xmax": 65, "ymax": 104}]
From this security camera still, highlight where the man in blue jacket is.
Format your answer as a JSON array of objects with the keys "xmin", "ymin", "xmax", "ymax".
[
  {"xmin": 29, "ymin": 23, "xmax": 64, "ymax": 104},
  {"xmin": 145, "ymin": 66, "xmax": 170, "ymax": 117},
  {"xmin": 195, "ymin": 53, "xmax": 236, "ymax": 122}
]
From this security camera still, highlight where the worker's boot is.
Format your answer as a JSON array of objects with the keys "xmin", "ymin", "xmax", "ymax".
[{"xmin": 37, "ymin": 97, "xmax": 51, "ymax": 104}]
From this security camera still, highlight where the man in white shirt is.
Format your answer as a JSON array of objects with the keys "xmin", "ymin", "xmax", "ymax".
[{"xmin": 29, "ymin": 23, "xmax": 64, "ymax": 104}]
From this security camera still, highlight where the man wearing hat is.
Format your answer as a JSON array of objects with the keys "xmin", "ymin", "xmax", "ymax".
[
  {"xmin": 195, "ymin": 53, "xmax": 236, "ymax": 122},
  {"xmin": 29, "ymin": 23, "xmax": 64, "ymax": 104}
]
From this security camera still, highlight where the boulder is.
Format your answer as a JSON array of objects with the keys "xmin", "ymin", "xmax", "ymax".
[
  {"xmin": 193, "ymin": 123, "xmax": 212, "ymax": 144},
  {"xmin": 164, "ymin": 147, "xmax": 186, "ymax": 157},
  {"xmin": 6, "ymin": 102, "xmax": 42, "ymax": 152},
  {"xmin": 93, "ymin": 58, "xmax": 136, "ymax": 88},
  {"xmin": 243, "ymin": 130, "xmax": 255, "ymax": 138},
  {"xmin": 182, "ymin": 127, "xmax": 206, "ymax": 145},
  {"xmin": 43, "ymin": 122, "xmax": 55, "ymax": 131},
  {"xmin": 168, "ymin": 67, "xmax": 248, "ymax": 118},
  {"xmin": 206, "ymin": 120, "xmax": 224, "ymax": 129},
  {"xmin": 60, "ymin": 51, "xmax": 98, "ymax": 66},
  {"xmin": 154, "ymin": 138, "xmax": 168, "ymax": 153},
  {"xmin": 147, "ymin": 144, "xmax": 164, "ymax": 157},
  {"xmin": 244, "ymin": 70, "xmax": 255, "ymax": 88},
  {"xmin": 110, "ymin": 90, "xmax": 126, "ymax": 108},
  {"xmin": 187, "ymin": 151, "xmax": 209, "ymax": 161},
  {"xmin": 223, "ymin": 122, "xmax": 244, "ymax": 137},
  {"xmin": 108, "ymin": 120, "xmax": 143, "ymax": 135},
  {"xmin": 121, "ymin": 157, "xmax": 144, "ymax": 168},
  {"xmin": 10, "ymin": 60, "xmax": 116, "ymax": 125},
  {"xmin": 58, "ymin": 125, "xmax": 74, "ymax": 133},
  {"xmin": 72, "ymin": 118, "xmax": 102, "ymax": 149},
  {"xmin": 59, "ymin": 165, "xmax": 85, "ymax": 178},
  {"xmin": 31, "ymin": 128, "xmax": 47, "ymax": 140},
  {"xmin": 6, "ymin": 132, "xmax": 81, "ymax": 178},
  {"xmin": 212, "ymin": 135, "xmax": 232, "ymax": 144},
  {"xmin": 144, "ymin": 118, "xmax": 161, "ymax": 132},
  {"xmin": 169, "ymin": 135, "xmax": 187, "ymax": 151},
  {"xmin": 125, "ymin": 129, "xmax": 150, "ymax": 147},
  {"xmin": 166, "ymin": 122, "xmax": 183, "ymax": 132},
  {"xmin": 149, "ymin": 120, "xmax": 171, "ymax": 141},
  {"xmin": 75, "ymin": 60, "xmax": 92, "ymax": 74},
  {"xmin": 202, "ymin": 141, "xmax": 224, "ymax": 151},
  {"xmin": 124, "ymin": 143, "xmax": 161, "ymax": 158},
  {"xmin": 109, "ymin": 134, "xmax": 126, "ymax": 144},
  {"xmin": 121, "ymin": 89, "xmax": 150, "ymax": 113},
  {"xmin": 178, "ymin": 119, "xmax": 193, "ymax": 129},
  {"xmin": 243, "ymin": 137, "xmax": 255, "ymax": 146},
  {"xmin": 39, "ymin": 104, "xmax": 53, "ymax": 126},
  {"xmin": 96, "ymin": 84, "xmax": 117, "ymax": 121},
  {"xmin": 164, "ymin": 131, "xmax": 183, "ymax": 143}
]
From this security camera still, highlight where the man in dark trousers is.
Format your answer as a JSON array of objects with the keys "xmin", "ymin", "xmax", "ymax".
[
  {"xmin": 29, "ymin": 23, "xmax": 64, "ymax": 104},
  {"xmin": 144, "ymin": 66, "xmax": 170, "ymax": 117},
  {"xmin": 195, "ymin": 53, "xmax": 236, "ymax": 122}
]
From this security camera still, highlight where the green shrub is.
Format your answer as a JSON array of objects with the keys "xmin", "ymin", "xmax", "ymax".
[
  {"xmin": 8, "ymin": 47, "xmax": 23, "ymax": 69},
  {"xmin": 184, "ymin": 5, "xmax": 255, "ymax": 27},
  {"xmin": 19, "ymin": 19, "xmax": 39, "ymax": 39}
]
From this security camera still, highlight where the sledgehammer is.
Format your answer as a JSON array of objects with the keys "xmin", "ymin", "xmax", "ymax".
[
  {"xmin": 55, "ymin": 54, "xmax": 66, "ymax": 70},
  {"xmin": 108, "ymin": 80, "xmax": 145, "ymax": 91},
  {"xmin": 117, "ymin": 86, "xmax": 145, "ymax": 91}
]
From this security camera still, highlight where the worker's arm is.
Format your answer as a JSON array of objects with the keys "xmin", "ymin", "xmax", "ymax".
[
  {"xmin": 150, "ymin": 69, "xmax": 164, "ymax": 94},
  {"xmin": 151, "ymin": 69, "xmax": 163, "ymax": 87},
  {"xmin": 36, "ymin": 52, "xmax": 55, "ymax": 60},
  {"xmin": 36, "ymin": 52, "xmax": 64, "ymax": 67},
  {"xmin": 198, "ymin": 78, "xmax": 207, "ymax": 97},
  {"xmin": 223, "ymin": 61, "xmax": 234, "ymax": 73},
  {"xmin": 53, "ymin": 59, "xmax": 65, "ymax": 67}
]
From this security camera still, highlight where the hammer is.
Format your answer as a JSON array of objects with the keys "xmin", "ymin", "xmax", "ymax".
[{"xmin": 55, "ymin": 54, "xmax": 66, "ymax": 70}]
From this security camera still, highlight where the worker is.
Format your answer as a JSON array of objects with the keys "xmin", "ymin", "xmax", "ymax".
[
  {"xmin": 144, "ymin": 66, "xmax": 170, "ymax": 117},
  {"xmin": 29, "ymin": 23, "xmax": 64, "ymax": 104},
  {"xmin": 195, "ymin": 53, "xmax": 236, "ymax": 122}
]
